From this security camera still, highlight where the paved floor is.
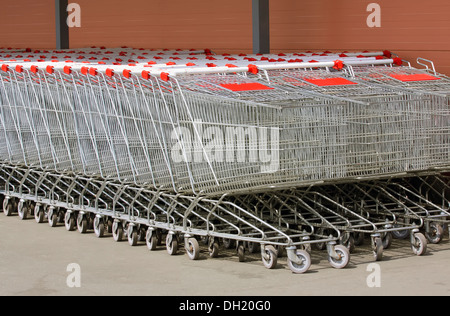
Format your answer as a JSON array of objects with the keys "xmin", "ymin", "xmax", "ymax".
[{"xmin": 1, "ymin": 212, "xmax": 450, "ymax": 296}]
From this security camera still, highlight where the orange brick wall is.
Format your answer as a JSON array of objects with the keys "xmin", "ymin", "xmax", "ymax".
[
  {"xmin": 69, "ymin": 0, "xmax": 253, "ymax": 52},
  {"xmin": 270, "ymin": 0, "xmax": 450, "ymax": 74},
  {"xmin": 1, "ymin": 0, "xmax": 449, "ymax": 74},
  {"xmin": 0, "ymin": 0, "xmax": 55, "ymax": 49}
]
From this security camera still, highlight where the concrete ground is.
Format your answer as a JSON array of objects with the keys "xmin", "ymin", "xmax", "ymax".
[{"xmin": 1, "ymin": 212, "xmax": 450, "ymax": 297}]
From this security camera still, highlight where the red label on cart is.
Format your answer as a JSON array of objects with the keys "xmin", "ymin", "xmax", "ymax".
[
  {"xmin": 305, "ymin": 78, "xmax": 358, "ymax": 86},
  {"xmin": 390, "ymin": 74, "xmax": 441, "ymax": 82},
  {"xmin": 220, "ymin": 83, "xmax": 274, "ymax": 91}
]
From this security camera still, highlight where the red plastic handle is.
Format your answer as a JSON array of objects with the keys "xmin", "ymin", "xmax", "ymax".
[
  {"xmin": 141, "ymin": 70, "xmax": 150, "ymax": 80},
  {"xmin": 333, "ymin": 60, "xmax": 344, "ymax": 70},
  {"xmin": 248, "ymin": 64, "xmax": 259, "ymax": 74},
  {"xmin": 123, "ymin": 69, "xmax": 132, "ymax": 79},
  {"xmin": 105, "ymin": 68, "xmax": 115, "ymax": 78},
  {"xmin": 63, "ymin": 66, "xmax": 72, "ymax": 75},
  {"xmin": 89, "ymin": 68, "xmax": 98, "ymax": 76},
  {"xmin": 393, "ymin": 57, "xmax": 403, "ymax": 66},
  {"xmin": 160, "ymin": 72, "xmax": 170, "ymax": 82},
  {"xmin": 46, "ymin": 65, "xmax": 54, "ymax": 74}
]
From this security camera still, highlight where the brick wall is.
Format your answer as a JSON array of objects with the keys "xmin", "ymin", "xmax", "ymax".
[
  {"xmin": 69, "ymin": 0, "xmax": 252, "ymax": 53},
  {"xmin": 270, "ymin": 0, "xmax": 450, "ymax": 74},
  {"xmin": 1, "ymin": 0, "xmax": 449, "ymax": 74},
  {"xmin": 0, "ymin": 0, "xmax": 55, "ymax": 49}
]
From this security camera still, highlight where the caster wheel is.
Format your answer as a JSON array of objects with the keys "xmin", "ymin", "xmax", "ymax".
[
  {"xmin": 186, "ymin": 237, "xmax": 200, "ymax": 260},
  {"xmin": 412, "ymin": 233, "xmax": 427, "ymax": 256},
  {"xmin": 328, "ymin": 245, "xmax": 350, "ymax": 269},
  {"xmin": 128, "ymin": 225, "xmax": 138, "ymax": 246},
  {"xmin": 262, "ymin": 245, "xmax": 278, "ymax": 269},
  {"xmin": 107, "ymin": 218, "xmax": 113, "ymax": 234},
  {"xmin": 146, "ymin": 228, "xmax": 158, "ymax": 251},
  {"xmin": 138, "ymin": 227, "xmax": 146, "ymax": 242},
  {"xmin": 18, "ymin": 200, "xmax": 28, "ymax": 220},
  {"xmin": 426, "ymin": 222, "xmax": 444, "ymax": 244},
  {"xmin": 48, "ymin": 207, "xmax": 58, "ymax": 227},
  {"xmin": 112, "ymin": 221, "xmax": 124, "ymax": 242},
  {"xmin": 287, "ymin": 249, "xmax": 311, "ymax": 274},
  {"xmin": 166, "ymin": 233, "xmax": 178, "ymax": 256},
  {"xmin": 58, "ymin": 211, "xmax": 65, "ymax": 224},
  {"xmin": 64, "ymin": 212, "xmax": 75, "ymax": 231},
  {"xmin": 156, "ymin": 229, "xmax": 163, "ymax": 246},
  {"xmin": 93, "ymin": 216, "xmax": 105, "ymax": 238},
  {"xmin": 77, "ymin": 213, "xmax": 88, "ymax": 234},
  {"xmin": 382, "ymin": 232, "xmax": 393, "ymax": 249},
  {"xmin": 342, "ymin": 235, "xmax": 355, "ymax": 253},
  {"xmin": 208, "ymin": 238, "xmax": 220, "ymax": 258},
  {"xmin": 3, "ymin": 199, "xmax": 13, "ymax": 217},
  {"xmin": 237, "ymin": 244, "xmax": 245, "ymax": 262},
  {"xmin": 34, "ymin": 204, "xmax": 45, "ymax": 223},
  {"xmin": 373, "ymin": 237, "xmax": 383, "ymax": 261}
]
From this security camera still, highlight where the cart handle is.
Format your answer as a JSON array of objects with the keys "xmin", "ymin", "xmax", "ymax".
[
  {"xmin": 0, "ymin": 58, "xmax": 404, "ymax": 82},
  {"xmin": 417, "ymin": 58, "xmax": 437, "ymax": 75}
]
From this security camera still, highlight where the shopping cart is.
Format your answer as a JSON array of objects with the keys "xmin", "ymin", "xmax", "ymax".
[
  {"xmin": 320, "ymin": 181, "xmax": 428, "ymax": 259},
  {"xmin": 227, "ymin": 190, "xmax": 351, "ymax": 272},
  {"xmin": 352, "ymin": 58, "xmax": 450, "ymax": 172},
  {"xmin": 365, "ymin": 177, "xmax": 450, "ymax": 244},
  {"xmin": 0, "ymin": 50, "xmax": 449, "ymax": 274}
]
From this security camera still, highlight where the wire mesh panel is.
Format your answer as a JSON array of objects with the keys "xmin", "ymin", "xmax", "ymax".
[
  {"xmin": 348, "ymin": 65, "xmax": 450, "ymax": 169},
  {"xmin": 256, "ymin": 68, "xmax": 445, "ymax": 175},
  {"xmin": 0, "ymin": 61, "xmax": 449, "ymax": 196}
]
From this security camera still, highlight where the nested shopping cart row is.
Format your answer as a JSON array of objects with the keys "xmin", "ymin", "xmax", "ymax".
[
  {"xmin": 0, "ymin": 57, "xmax": 449, "ymax": 196},
  {"xmin": 2, "ymin": 163, "xmax": 449, "ymax": 273},
  {"xmin": 0, "ymin": 48, "xmax": 449, "ymax": 274},
  {"xmin": 0, "ymin": 163, "xmax": 348, "ymax": 273},
  {"xmin": 0, "ymin": 47, "xmax": 393, "ymax": 66}
]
